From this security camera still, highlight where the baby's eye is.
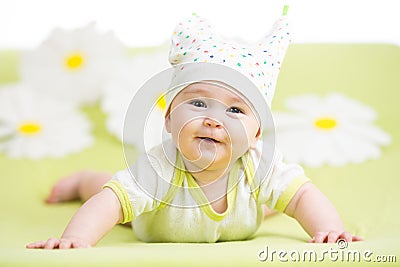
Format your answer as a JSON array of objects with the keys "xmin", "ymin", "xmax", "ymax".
[
  {"xmin": 227, "ymin": 107, "xmax": 243, "ymax": 114},
  {"xmin": 190, "ymin": 100, "xmax": 207, "ymax": 108}
]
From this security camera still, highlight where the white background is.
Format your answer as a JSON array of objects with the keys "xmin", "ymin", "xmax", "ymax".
[{"xmin": 0, "ymin": 0, "xmax": 399, "ymax": 49}]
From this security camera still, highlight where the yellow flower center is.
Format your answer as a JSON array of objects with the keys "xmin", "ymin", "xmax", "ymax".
[
  {"xmin": 18, "ymin": 122, "xmax": 42, "ymax": 135},
  {"xmin": 156, "ymin": 94, "xmax": 166, "ymax": 111},
  {"xmin": 65, "ymin": 53, "xmax": 84, "ymax": 70},
  {"xmin": 314, "ymin": 117, "xmax": 337, "ymax": 130}
]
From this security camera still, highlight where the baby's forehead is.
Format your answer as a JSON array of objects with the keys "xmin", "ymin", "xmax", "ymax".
[{"xmin": 181, "ymin": 81, "xmax": 250, "ymax": 103}]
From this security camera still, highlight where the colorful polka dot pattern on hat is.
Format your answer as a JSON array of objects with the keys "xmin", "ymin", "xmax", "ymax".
[{"xmin": 169, "ymin": 13, "xmax": 291, "ymax": 105}]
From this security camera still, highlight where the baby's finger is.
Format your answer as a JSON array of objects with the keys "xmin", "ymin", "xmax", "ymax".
[
  {"xmin": 352, "ymin": 235, "xmax": 363, "ymax": 242},
  {"xmin": 72, "ymin": 241, "xmax": 90, "ymax": 248},
  {"xmin": 327, "ymin": 232, "xmax": 340, "ymax": 243},
  {"xmin": 26, "ymin": 241, "xmax": 46, "ymax": 249},
  {"xmin": 338, "ymin": 232, "xmax": 352, "ymax": 242},
  {"xmin": 44, "ymin": 238, "xmax": 60, "ymax": 249},
  {"xmin": 313, "ymin": 232, "xmax": 328, "ymax": 243},
  {"xmin": 59, "ymin": 239, "xmax": 72, "ymax": 249}
]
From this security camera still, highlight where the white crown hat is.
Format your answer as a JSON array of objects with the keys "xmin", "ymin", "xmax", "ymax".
[{"xmin": 167, "ymin": 6, "xmax": 291, "ymax": 113}]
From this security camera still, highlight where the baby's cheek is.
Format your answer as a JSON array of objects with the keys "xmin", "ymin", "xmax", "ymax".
[
  {"xmin": 228, "ymin": 130, "xmax": 252, "ymax": 154},
  {"xmin": 226, "ymin": 121, "xmax": 249, "ymax": 139}
]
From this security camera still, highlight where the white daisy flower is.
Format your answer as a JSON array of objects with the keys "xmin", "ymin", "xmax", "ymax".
[
  {"xmin": 0, "ymin": 83, "xmax": 93, "ymax": 159},
  {"xmin": 101, "ymin": 48, "xmax": 170, "ymax": 149},
  {"xmin": 273, "ymin": 93, "xmax": 391, "ymax": 167},
  {"xmin": 20, "ymin": 23, "xmax": 127, "ymax": 106}
]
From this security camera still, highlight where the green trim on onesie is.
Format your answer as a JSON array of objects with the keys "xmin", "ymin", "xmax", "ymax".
[
  {"xmin": 274, "ymin": 175, "xmax": 310, "ymax": 212},
  {"xmin": 172, "ymin": 152, "xmax": 257, "ymax": 222},
  {"xmin": 154, "ymin": 151, "xmax": 259, "ymax": 222},
  {"xmin": 155, "ymin": 157, "xmax": 185, "ymax": 211},
  {"xmin": 103, "ymin": 180, "xmax": 133, "ymax": 224},
  {"xmin": 184, "ymin": 156, "xmax": 240, "ymax": 222},
  {"xmin": 241, "ymin": 152, "xmax": 259, "ymax": 200}
]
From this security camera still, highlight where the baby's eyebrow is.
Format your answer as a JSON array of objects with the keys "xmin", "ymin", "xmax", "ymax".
[
  {"xmin": 182, "ymin": 87, "xmax": 209, "ymax": 96},
  {"xmin": 183, "ymin": 88, "xmax": 245, "ymax": 103}
]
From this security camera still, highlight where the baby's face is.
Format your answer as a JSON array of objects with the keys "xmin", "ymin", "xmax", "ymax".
[{"xmin": 165, "ymin": 82, "xmax": 260, "ymax": 171}]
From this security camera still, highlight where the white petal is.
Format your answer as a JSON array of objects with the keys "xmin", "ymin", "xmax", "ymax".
[
  {"xmin": 326, "ymin": 93, "xmax": 376, "ymax": 122},
  {"xmin": 331, "ymin": 129, "xmax": 380, "ymax": 164},
  {"xmin": 300, "ymin": 132, "xmax": 333, "ymax": 167},
  {"xmin": 341, "ymin": 122, "xmax": 391, "ymax": 146},
  {"xmin": 285, "ymin": 94, "xmax": 323, "ymax": 114},
  {"xmin": 276, "ymin": 128, "xmax": 314, "ymax": 164},
  {"xmin": 273, "ymin": 112, "xmax": 308, "ymax": 129}
]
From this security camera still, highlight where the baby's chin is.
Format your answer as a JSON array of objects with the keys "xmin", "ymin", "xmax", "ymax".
[{"xmin": 181, "ymin": 149, "xmax": 237, "ymax": 172}]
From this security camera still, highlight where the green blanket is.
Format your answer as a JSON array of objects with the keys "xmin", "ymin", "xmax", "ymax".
[{"xmin": 0, "ymin": 44, "xmax": 399, "ymax": 266}]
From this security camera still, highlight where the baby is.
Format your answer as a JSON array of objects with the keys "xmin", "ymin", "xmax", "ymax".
[{"xmin": 27, "ymin": 10, "xmax": 362, "ymax": 249}]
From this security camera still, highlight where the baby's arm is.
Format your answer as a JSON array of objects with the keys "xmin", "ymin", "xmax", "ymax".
[
  {"xmin": 284, "ymin": 182, "xmax": 362, "ymax": 243},
  {"xmin": 26, "ymin": 188, "xmax": 123, "ymax": 249}
]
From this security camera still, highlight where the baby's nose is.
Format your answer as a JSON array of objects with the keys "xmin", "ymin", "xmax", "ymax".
[{"xmin": 203, "ymin": 117, "xmax": 222, "ymax": 128}]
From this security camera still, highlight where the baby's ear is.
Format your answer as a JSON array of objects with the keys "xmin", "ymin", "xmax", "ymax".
[
  {"xmin": 165, "ymin": 115, "xmax": 171, "ymax": 133},
  {"xmin": 250, "ymin": 128, "xmax": 261, "ymax": 149}
]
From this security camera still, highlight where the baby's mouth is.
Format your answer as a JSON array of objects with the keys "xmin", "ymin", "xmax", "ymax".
[{"xmin": 197, "ymin": 136, "xmax": 221, "ymax": 143}]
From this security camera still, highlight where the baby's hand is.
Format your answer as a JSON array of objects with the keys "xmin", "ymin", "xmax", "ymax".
[
  {"xmin": 309, "ymin": 231, "xmax": 363, "ymax": 243},
  {"xmin": 26, "ymin": 237, "xmax": 90, "ymax": 249}
]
